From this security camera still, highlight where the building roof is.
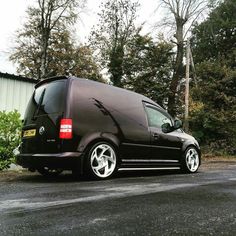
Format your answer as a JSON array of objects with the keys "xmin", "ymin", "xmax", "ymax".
[{"xmin": 0, "ymin": 72, "xmax": 38, "ymax": 84}]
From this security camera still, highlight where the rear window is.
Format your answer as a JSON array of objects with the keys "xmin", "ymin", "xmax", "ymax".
[{"xmin": 24, "ymin": 80, "xmax": 66, "ymax": 120}]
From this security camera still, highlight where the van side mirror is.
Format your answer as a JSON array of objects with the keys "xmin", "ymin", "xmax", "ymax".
[
  {"xmin": 174, "ymin": 119, "xmax": 182, "ymax": 129},
  {"xmin": 161, "ymin": 123, "xmax": 173, "ymax": 133},
  {"xmin": 161, "ymin": 120, "xmax": 182, "ymax": 133}
]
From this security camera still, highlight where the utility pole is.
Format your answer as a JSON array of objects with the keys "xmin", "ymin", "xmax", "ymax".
[
  {"xmin": 189, "ymin": 47, "xmax": 198, "ymax": 87},
  {"xmin": 184, "ymin": 38, "xmax": 190, "ymax": 132}
]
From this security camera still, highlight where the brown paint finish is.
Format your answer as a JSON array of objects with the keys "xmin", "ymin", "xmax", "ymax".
[{"xmin": 17, "ymin": 76, "xmax": 201, "ymax": 174}]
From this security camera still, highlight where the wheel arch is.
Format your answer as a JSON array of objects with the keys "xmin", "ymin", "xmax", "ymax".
[
  {"xmin": 78, "ymin": 133, "xmax": 120, "ymax": 179},
  {"xmin": 77, "ymin": 132, "xmax": 120, "ymax": 156}
]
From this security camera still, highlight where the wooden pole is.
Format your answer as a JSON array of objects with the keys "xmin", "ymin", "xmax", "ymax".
[
  {"xmin": 184, "ymin": 38, "xmax": 190, "ymax": 132},
  {"xmin": 189, "ymin": 47, "xmax": 198, "ymax": 87}
]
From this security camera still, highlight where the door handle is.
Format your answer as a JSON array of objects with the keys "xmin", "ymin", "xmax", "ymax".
[{"xmin": 152, "ymin": 133, "xmax": 160, "ymax": 140}]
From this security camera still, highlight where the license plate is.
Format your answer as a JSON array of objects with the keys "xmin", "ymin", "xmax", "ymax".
[{"xmin": 23, "ymin": 129, "xmax": 36, "ymax": 137}]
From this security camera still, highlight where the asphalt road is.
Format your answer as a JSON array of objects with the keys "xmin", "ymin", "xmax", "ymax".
[{"xmin": 1, "ymin": 164, "xmax": 236, "ymax": 236}]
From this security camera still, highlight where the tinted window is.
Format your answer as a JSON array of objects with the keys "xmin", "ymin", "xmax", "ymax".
[
  {"xmin": 145, "ymin": 106, "xmax": 172, "ymax": 128},
  {"xmin": 24, "ymin": 80, "xmax": 66, "ymax": 120},
  {"xmin": 34, "ymin": 86, "xmax": 45, "ymax": 104},
  {"xmin": 41, "ymin": 81, "xmax": 66, "ymax": 114}
]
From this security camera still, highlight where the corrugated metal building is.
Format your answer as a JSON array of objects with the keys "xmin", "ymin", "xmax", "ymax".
[{"xmin": 0, "ymin": 72, "xmax": 37, "ymax": 118}]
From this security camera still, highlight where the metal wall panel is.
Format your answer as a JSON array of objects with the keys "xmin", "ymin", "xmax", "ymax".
[{"xmin": 0, "ymin": 77, "xmax": 35, "ymax": 118}]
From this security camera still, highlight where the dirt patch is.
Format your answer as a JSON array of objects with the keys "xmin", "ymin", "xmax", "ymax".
[
  {"xmin": 0, "ymin": 170, "xmax": 37, "ymax": 182},
  {"xmin": 201, "ymin": 156, "xmax": 236, "ymax": 170}
]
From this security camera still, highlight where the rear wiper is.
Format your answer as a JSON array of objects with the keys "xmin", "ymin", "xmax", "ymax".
[{"xmin": 32, "ymin": 88, "xmax": 46, "ymax": 120}]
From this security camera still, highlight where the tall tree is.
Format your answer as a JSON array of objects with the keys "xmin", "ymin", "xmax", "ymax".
[
  {"xmin": 189, "ymin": 0, "xmax": 236, "ymax": 154},
  {"xmin": 90, "ymin": 0, "xmax": 139, "ymax": 87},
  {"xmin": 191, "ymin": 0, "xmax": 236, "ymax": 67},
  {"xmin": 10, "ymin": 24, "xmax": 102, "ymax": 81},
  {"xmin": 10, "ymin": 1, "xmax": 103, "ymax": 82},
  {"xmin": 123, "ymin": 32, "xmax": 174, "ymax": 105},
  {"xmin": 157, "ymin": 0, "xmax": 208, "ymax": 116},
  {"xmin": 37, "ymin": 0, "xmax": 86, "ymax": 80},
  {"xmin": 10, "ymin": 0, "xmax": 86, "ymax": 80}
]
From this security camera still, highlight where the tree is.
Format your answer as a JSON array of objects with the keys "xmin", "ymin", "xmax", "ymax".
[
  {"xmin": 123, "ymin": 32, "xmax": 174, "ymax": 105},
  {"xmin": 189, "ymin": 62, "xmax": 236, "ymax": 154},
  {"xmin": 90, "ymin": 0, "xmax": 139, "ymax": 87},
  {"xmin": 10, "ymin": 1, "xmax": 103, "ymax": 82},
  {"xmin": 157, "ymin": 0, "xmax": 209, "ymax": 116},
  {"xmin": 10, "ymin": 23, "xmax": 102, "ymax": 81},
  {"xmin": 37, "ymin": 0, "xmax": 86, "ymax": 80},
  {"xmin": 189, "ymin": 0, "xmax": 236, "ymax": 154},
  {"xmin": 65, "ymin": 45, "xmax": 104, "ymax": 82},
  {"xmin": 10, "ymin": 0, "xmax": 86, "ymax": 80},
  {"xmin": 191, "ymin": 0, "xmax": 236, "ymax": 67}
]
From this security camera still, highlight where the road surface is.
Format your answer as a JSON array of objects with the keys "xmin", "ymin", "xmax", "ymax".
[{"xmin": 1, "ymin": 161, "xmax": 236, "ymax": 235}]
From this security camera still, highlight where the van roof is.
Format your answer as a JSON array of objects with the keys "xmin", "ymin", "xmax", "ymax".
[{"xmin": 35, "ymin": 76, "xmax": 162, "ymax": 109}]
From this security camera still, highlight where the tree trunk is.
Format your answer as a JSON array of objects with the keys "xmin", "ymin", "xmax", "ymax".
[
  {"xmin": 109, "ymin": 45, "xmax": 124, "ymax": 88},
  {"xmin": 39, "ymin": 29, "xmax": 50, "ymax": 80},
  {"xmin": 168, "ymin": 18, "xmax": 184, "ymax": 117},
  {"xmin": 40, "ymin": 41, "xmax": 47, "ymax": 80}
]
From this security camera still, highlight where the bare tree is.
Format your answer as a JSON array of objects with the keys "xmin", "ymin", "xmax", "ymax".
[
  {"xmin": 37, "ymin": 0, "xmax": 86, "ymax": 80},
  {"xmin": 158, "ymin": 0, "xmax": 208, "ymax": 116}
]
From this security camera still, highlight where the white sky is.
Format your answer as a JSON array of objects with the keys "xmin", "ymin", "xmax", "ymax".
[{"xmin": 0, "ymin": 0, "xmax": 160, "ymax": 74}]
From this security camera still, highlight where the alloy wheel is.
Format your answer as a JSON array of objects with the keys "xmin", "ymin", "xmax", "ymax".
[
  {"xmin": 185, "ymin": 148, "xmax": 199, "ymax": 172},
  {"xmin": 90, "ymin": 143, "xmax": 117, "ymax": 179}
]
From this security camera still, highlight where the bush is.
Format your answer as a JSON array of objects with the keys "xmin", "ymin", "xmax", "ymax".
[
  {"xmin": 189, "ymin": 62, "xmax": 236, "ymax": 155},
  {"xmin": 0, "ymin": 111, "xmax": 22, "ymax": 170}
]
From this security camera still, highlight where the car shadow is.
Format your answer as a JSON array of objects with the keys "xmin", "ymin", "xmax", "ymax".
[
  {"xmin": 116, "ymin": 169, "xmax": 182, "ymax": 178},
  {"xmin": 8, "ymin": 169, "xmax": 184, "ymax": 183}
]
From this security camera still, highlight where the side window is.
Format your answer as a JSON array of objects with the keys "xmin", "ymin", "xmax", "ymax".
[{"xmin": 145, "ymin": 106, "xmax": 172, "ymax": 128}]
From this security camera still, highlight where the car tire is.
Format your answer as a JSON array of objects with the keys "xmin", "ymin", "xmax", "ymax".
[
  {"xmin": 37, "ymin": 167, "xmax": 63, "ymax": 177},
  {"xmin": 181, "ymin": 146, "xmax": 200, "ymax": 173},
  {"xmin": 86, "ymin": 142, "xmax": 118, "ymax": 180}
]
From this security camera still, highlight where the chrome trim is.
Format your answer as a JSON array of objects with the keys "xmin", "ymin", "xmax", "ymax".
[
  {"xmin": 118, "ymin": 167, "xmax": 180, "ymax": 171},
  {"xmin": 122, "ymin": 142, "xmax": 181, "ymax": 150},
  {"xmin": 122, "ymin": 159, "xmax": 179, "ymax": 163},
  {"xmin": 18, "ymin": 152, "xmax": 81, "ymax": 158}
]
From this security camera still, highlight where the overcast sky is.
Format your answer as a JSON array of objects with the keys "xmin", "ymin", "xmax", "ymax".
[{"xmin": 0, "ymin": 0, "xmax": 160, "ymax": 75}]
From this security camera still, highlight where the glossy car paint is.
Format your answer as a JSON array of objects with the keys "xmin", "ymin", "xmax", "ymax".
[{"xmin": 17, "ymin": 76, "xmax": 201, "ymax": 173}]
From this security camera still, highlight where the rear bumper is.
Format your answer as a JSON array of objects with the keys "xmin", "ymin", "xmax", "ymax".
[{"xmin": 16, "ymin": 152, "xmax": 83, "ymax": 171}]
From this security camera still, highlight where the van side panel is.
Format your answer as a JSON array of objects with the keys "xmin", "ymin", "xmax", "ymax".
[{"xmin": 69, "ymin": 78, "xmax": 151, "ymax": 159}]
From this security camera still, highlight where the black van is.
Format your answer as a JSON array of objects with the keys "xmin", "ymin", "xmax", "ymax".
[{"xmin": 17, "ymin": 76, "xmax": 201, "ymax": 179}]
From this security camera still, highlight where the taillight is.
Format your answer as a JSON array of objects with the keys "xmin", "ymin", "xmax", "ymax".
[{"xmin": 59, "ymin": 119, "xmax": 72, "ymax": 139}]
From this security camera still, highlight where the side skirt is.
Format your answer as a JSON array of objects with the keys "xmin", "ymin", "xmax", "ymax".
[
  {"xmin": 119, "ymin": 159, "xmax": 181, "ymax": 170},
  {"xmin": 118, "ymin": 167, "xmax": 180, "ymax": 171}
]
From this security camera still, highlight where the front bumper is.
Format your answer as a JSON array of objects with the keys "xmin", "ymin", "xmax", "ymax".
[{"xmin": 16, "ymin": 152, "xmax": 83, "ymax": 171}]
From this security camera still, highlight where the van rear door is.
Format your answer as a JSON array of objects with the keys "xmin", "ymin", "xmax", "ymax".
[{"xmin": 21, "ymin": 78, "xmax": 67, "ymax": 154}]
